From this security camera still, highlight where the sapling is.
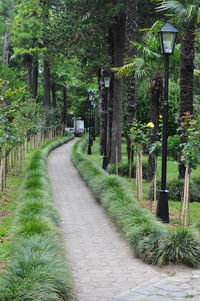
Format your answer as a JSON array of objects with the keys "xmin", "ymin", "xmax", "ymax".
[
  {"xmin": 149, "ymin": 141, "xmax": 161, "ymax": 212},
  {"xmin": 130, "ymin": 120, "xmax": 153, "ymax": 206},
  {"xmin": 179, "ymin": 112, "xmax": 200, "ymax": 226}
]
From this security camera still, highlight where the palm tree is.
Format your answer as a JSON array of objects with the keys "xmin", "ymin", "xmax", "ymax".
[
  {"xmin": 114, "ymin": 23, "xmax": 180, "ymax": 178},
  {"xmin": 157, "ymin": 0, "xmax": 200, "ymax": 178}
]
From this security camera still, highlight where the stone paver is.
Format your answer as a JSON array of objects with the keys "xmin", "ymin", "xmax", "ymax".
[{"xmin": 48, "ymin": 140, "xmax": 200, "ymax": 301}]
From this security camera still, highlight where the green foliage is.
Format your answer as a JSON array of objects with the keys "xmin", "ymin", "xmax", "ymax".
[
  {"xmin": 0, "ymin": 134, "xmax": 75, "ymax": 301},
  {"xmin": 168, "ymin": 135, "xmax": 181, "ymax": 161},
  {"xmin": 107, "ymin": 161, "xmax": 149, "ymax": 179},
  {"xmin": 178, "ymin": 111, "xmax": 200, "ymax": 169},
  {"xmin": 130, "ymin": 119, "xmax": 154, "ymax": 151},
  {"xmin": 0, "ymin": 67, "xmax": 47, "ymax": 155},
  {"xmin": 72, "ymin": 135, "xmax": 200, "ymax": 267},
  {"xmin": 149, "ymin": 178, "xmax": 200, "ymax": 203}
]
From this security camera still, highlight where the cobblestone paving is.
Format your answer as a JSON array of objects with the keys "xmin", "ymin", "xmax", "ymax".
[
  {"xmin": 48, "ymin": 140, "xmax": 200, "ymax": 301},
  {"xmin": 110, "ymin": 269, "xmax": 200, "ymax": 300}
]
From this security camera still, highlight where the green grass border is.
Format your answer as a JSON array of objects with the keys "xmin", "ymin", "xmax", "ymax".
[
  {"xmin": 71, "ymin": 136, "xmax": 200, "ymax": 268},
  {"xmin": 0, "ymin": 134, "xmax": 76, "ymax": 301}
]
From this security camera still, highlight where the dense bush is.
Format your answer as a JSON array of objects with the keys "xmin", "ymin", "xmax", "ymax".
[
  {"xmin": 72, "ymin": 136, "xmax": 200, "ymax": 267},
  {"xmin": 149, "ymin": 178, "xmax": 200, "ymax": 202},
  {"xmin": 107, "ymin": 161, "xmax": 149, "ymax": 179},
  {"xmin": 0, "ymin": 134, "xmax": 75, "ymax": 301},
  {"xmin": 168, "ymin": 135, "xmax": 181, "ymax": 161}
]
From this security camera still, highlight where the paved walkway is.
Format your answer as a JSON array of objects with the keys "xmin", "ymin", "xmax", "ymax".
[{"xmin": 48, "ymin": 140, "xmax": 200, "ymax": 301}]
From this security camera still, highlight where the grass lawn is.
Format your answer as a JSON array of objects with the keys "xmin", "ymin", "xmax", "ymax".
[
  {"xmin": 88, "ymin": 137, "xmax": 200, "ymax": 226},
  {"xmin": 0, "ymin": 152, "xmax": 32, "ymax": 276}
]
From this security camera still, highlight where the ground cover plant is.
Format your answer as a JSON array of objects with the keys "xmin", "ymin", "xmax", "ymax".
[
  {"xmin": 0, "ymin": 134, "xmax": 76, "ymax": 301},
  {"xmin": 72, "ymin": 135, "xmax": 200, "ymax": 267},
  {"xmin": 0, "ymin": 147, "xmax": 36, "ymax": 275}
]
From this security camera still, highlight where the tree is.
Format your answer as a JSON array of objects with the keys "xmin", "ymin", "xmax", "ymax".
[
  {"xmin": 11, "ymin": 0, "xmax": 43, "ymax": 98},
  {"xmin": 0, "ymin": 0, "xmax": 14, "ymax": 66},
  {"xmin": 110, "ymin": 13, "xmax": 126, "ymax": 164},
  {"xmin": 125, "ymin": 0, "xmax": 138, "ymax": 168}
]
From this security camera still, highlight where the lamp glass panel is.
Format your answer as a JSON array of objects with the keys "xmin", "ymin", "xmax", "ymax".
[
  {"xmin": 104, "ymin": 76, "xmax": 111, "ymax": 88},
  {"xmin": 162, "ymin": 32, "xmax": 176, "ymax": 54},
  {"xmin": 89, "ymin": 91, "xmax": 93, "ymax": 101}
]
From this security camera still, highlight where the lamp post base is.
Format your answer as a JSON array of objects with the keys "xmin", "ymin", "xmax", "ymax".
[
  {"xmin": 87, "ymin": 144, "xmax": 92, "ymax": 155},
  {"xmin": 156, "ymin": 190, "xmax": 169, "ymax": 223},
  {"xmin": 102, "ymin": 155, "xmax": 108, "ymax": 170}
]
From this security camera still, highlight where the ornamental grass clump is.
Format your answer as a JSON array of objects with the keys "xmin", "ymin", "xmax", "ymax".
[
  {"xmin": 0, "ymin": 134, "xmax": 75, "ymax": 301},
  {"xmin": 72, "ymin": 135, "xmax": 200, "ymax": 267},
  {"xmin": 157, "ymin": 227, "xmax": 200, "ymax": 267},
  {"xmin": 148, "ymin": 178, "xmax": 200, "ymax": 202}
]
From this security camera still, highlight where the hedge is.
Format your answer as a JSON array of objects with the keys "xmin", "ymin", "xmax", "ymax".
[
  {"xmin": 0, "ymin": 134, "xmax": 76, "ymax": 301},
  {"xmin": 71, "ymin": 136, "xmax": 200, "ymax": 267}
]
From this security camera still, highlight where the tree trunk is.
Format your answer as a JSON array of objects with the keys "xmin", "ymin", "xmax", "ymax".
[
  {"xmin": 147, "ymin": 73, "xmax": 163, "ymax": 179},
  {"xmin": 52, "ymin": 82, "xmax": 56, "ymax": 108},
  {"xmin": 2, "ymin": 32, "xmax": 10, "ymax": 66},
  {"xmin": 99, "ymin": 68, "xmax": 106, "ymax": 155},
  {"xmin": 43, "ymin": 57, "xmax": 51, "ymax": 109},
  {"xmin": 24, "ymin": 54, "xmax": 33, "ymax": 95},
  {"xmin": 32, "ymin": 55, "xmax": 38, "ymax": 99},
  {"xmin": 63, "ymin": 85, "xmax": 67, "ymax": 125},
  {"xmin": 110, "ymin": 14, "xmax": 126, "ymax": 164},
  {"xmin": 107, "ymin": 76, "xmax": 114, "ymax": 164},
  {"xmin": 107, "ymin": 29, "xmax": 114, "ymax": 164},
  {"xmin": 125, "ymin": 0, "xmax": 138, "ymax": 165},
  {"xmin": 178, "ymin": 26, "xmax": 195, "ymax": 178}
]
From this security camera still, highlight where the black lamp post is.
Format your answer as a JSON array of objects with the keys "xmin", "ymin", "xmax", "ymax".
[
  {"xmin": 91, "ymin": 98, "xmax": 96, "ymax": 141},
  {"xmin": 87, "ymin": 89, "xmax": 94, "ymax": 155},
  {"xmin": 156, "ymin": 23, "xmax": 178, "ymax": 223},
  {"xmin": 102, "ymin": 72, "xmax": 111, "ymax": 170}
]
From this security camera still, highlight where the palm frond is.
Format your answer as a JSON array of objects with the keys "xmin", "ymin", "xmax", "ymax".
[
  {"xmin": 113, "ymin": 61, "xmax": 136, "ymax": 78},
  {"xmin": 157, "ymin": 1, "xmax": 187, "ymax": 18},
  {"xmin": 197, "ymin": 7, "xmax": 200, "ymax": 24},
  {"xmin": 113, "ymin": 57, "xmax": 152, "ymax": 79},
  {"xmin": 130, "ymin": 41, "xmax": 161, "ymax": 60}
]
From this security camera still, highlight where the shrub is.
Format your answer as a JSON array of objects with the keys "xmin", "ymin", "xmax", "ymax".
[
  {"xmin": 71, "ymin": 135, "xmax": 200, "ymax": 267},
  {"xmin": 168, "ymin": 135, "xmax": 181, "ymax": 161},
  {"xmin": 0, "ymin": 134, "xmax": 75, "ymax": 301},
  {"xmin": 149, "ymin": 178, "xmax": 200, "ymax": 202},
  {"xmin": 107, "ymin": 161, "xmax": 149, "ymax": 179}
]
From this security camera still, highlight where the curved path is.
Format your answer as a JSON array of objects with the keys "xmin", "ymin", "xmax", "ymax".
[{"xmin": 48, "ymin": 140, "xmax": 200, "ymax": 301}]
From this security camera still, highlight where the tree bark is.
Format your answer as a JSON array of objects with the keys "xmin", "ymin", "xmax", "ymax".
[
  {"xmin": 107, "ymin": 29, "xmax": 114, "ymax": 164},
  {"xmin": 63, "ymin": 85, "xmax": 67, "ymax": 125},
  {"xmin": 32, "ymin": 55, "xmax": 38, "ymax": 99},
  {"xmin": 125, "ymin": 0, "xmax": 138, "ymax": 165},
  {"xmin": 110, "ymin": 13, "xmax": 126, "ymax": 164},
  {"xmin": 24, "ymin": 54, "xmax": 34, "ymax": 95},
  {"xmin": 43, "ymin": 57, "xmax": 51, "ymax": 109},
  {"xmin": 147, "ymin": 73, "xmax": 163, "ymax": 179},
  {"xmin": 99, "ymin": 68, "xmax": 106, "ymax": 155},
  {"xmin": 2, "ymin": 32, "xmax": 10, "ymax": 66},
  {"xmin": 52, "ymin": 82, "xmax": 56, "ymax": 108},
  {"xmin": 178, "ymin": 26, "xmax": 195, "ymax": 178}
]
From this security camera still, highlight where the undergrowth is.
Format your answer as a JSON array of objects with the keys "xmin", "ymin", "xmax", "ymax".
[
  {"xmin": 71, "ymin": 136, "xmax": 200, "ymax": 268},
  {"xmin": 0, "ymin": 134, "xmax": 76, "ymax": 301}
]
